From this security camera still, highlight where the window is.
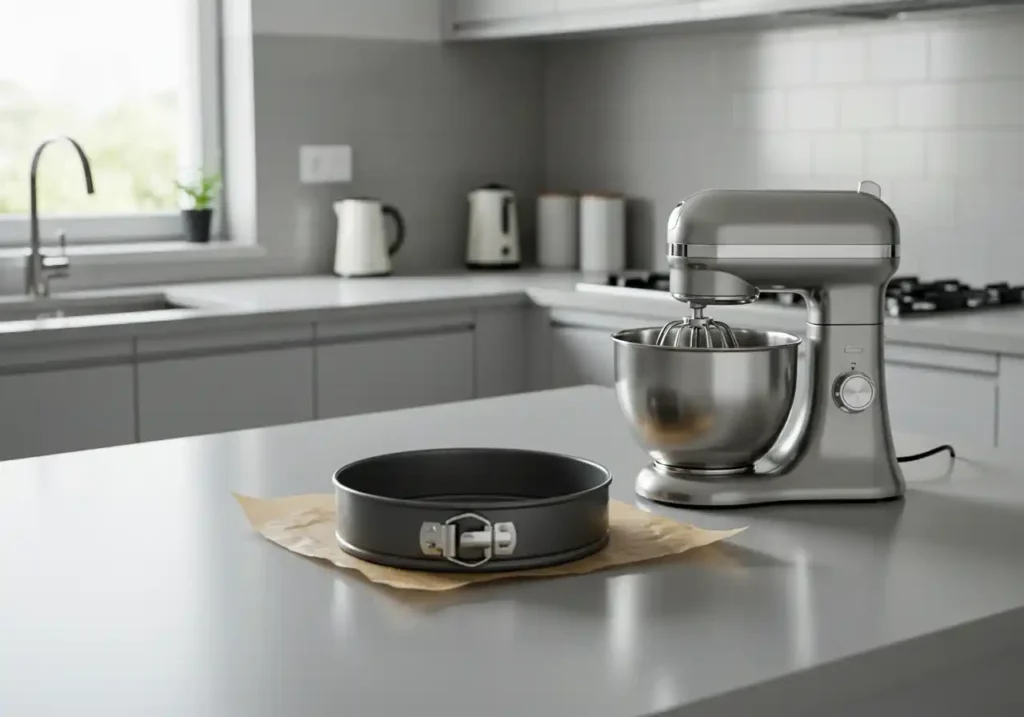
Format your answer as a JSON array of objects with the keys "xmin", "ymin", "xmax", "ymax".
[{"xmin": 0, "ymin": 0, "xmax": 222, "ymax": 244}]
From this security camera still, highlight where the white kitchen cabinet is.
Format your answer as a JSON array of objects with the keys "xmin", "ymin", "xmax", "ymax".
[
  {"xmin": 450, "ymin": 0, "xmax": 556, "ymax": 24},
  {"xmin": 883, "ymin": 343, "xmax": 999, "ymax": 450},
  {"xmin": 998, "ymin": 356, "xmax": 1024, "ymax": 453},
  {"xmin": 446, "ymin": 0, "xmax": 719, "ymax": 40},
  {"xmin": 474, "ymin": 307, "xmax": 527, "ymax": 398},
  {"xmin": 137, "ymin": 347, "xmax": 315, "ymax": 442},
  {"xmin": 544, "ymin": 308, "xmax": 673, "ymax": 389},
  {"xmin": 317, "ymin": 330, "xmax": 475, "ymax": 419},
  {"xmin": 884, "ymin": 362, "xmax": 997, "ymax": 450},
  {"xmin": 556, "ymin": 0, "xmax": 674, "ymax": 11},
  {"xmin": 0, "ymin": 365, "xmax": 135, "ymax": 461},
  {"xmin": 551, "ymin": 325, "xmax": 616, "ymax": 388}
]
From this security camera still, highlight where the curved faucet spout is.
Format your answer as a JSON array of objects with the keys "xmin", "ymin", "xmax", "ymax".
[
  {"xmin": 26, "ymin": 136, "xmax": 94, "ymax": 298},
  {"xmin": 30, "ymin": 135, "xmax": 95, "ymax": 213}
]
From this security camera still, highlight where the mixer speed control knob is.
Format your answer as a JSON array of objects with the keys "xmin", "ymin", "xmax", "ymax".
[{"xmin": 832, "ymin": 372, "xmax": 875, "ymax": 413}]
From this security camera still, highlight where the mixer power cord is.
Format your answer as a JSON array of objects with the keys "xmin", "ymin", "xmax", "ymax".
[{"xmin": 897, "ymin": 444, "xmax": 956, "ymax": 463}]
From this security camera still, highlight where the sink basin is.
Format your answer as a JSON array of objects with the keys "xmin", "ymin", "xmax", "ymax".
[{"xmin": 0, "ymin": 293, "xmax": 195, "ymax": 323}]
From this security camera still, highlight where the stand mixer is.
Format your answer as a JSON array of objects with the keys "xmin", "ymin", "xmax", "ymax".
[{"xmin": 612, "ymin": 181, "xmax": 905, "ymax": 507}]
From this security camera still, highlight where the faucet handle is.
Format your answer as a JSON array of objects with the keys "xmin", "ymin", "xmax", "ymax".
[{"xmin": 41, "ymin": 230, "xmax": 71, "ymax": 280}]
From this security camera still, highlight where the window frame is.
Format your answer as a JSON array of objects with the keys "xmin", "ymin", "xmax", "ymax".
[{"xmin": 0, "ymin": 0, "xmax": 224, "ymax": 246}]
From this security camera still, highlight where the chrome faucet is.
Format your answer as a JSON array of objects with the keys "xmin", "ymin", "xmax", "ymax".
[{"xmin": 27, "ymin": 136, "xmax": 94, "ymax": 298}]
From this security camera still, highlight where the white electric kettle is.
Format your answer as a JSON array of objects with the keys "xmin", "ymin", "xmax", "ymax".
[
  {"xmin": 466, "ymin": 184, "xmax": 520, "ymax": 269},
  {"xmin": 333, "ymin": 198, "xmax": 405, "ymax": 277}
]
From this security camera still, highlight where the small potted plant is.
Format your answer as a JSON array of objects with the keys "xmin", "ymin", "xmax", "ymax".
[{"xmin": 175, "ymin": 170, "xmax": 222, "ymax": 243}]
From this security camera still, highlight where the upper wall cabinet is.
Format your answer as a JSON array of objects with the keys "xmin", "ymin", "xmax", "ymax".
[
  {"xmin": 450, "ymin": 0, "xmax": 556, "ymax": 25},
  {"xmin": 444, "ymin": 0, "xmax": 861, "ymax": 41},
  {"xmin": 556, "ymin": 0, "xmax": 675, "ymax": 11},
  {"xmin": 445, "ymin": 0, "xmax": 700, "ymax": 40}
]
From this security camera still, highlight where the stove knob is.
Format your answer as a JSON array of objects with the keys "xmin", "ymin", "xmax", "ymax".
[{"xmin": 833, "ymin": 372, "xmax": 875, "ymax": 413}]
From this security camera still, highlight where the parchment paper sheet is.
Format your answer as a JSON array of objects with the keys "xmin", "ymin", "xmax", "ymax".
[{"xmin": 234, "ymin": 493, "xmax": 745, "ymax": 592}]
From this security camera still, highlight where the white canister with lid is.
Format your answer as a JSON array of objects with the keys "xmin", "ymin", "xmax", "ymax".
[
  {"xmin": 579, "ymin": 194, "xmax": 626, "ymax": 273},
  {"xmin": 537, "ymin": 193, "xmax": 579, "ymax": 269}
]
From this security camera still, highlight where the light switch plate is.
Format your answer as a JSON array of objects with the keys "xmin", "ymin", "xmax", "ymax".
[{"xmin": 300, "ymin": 145, "xmax": 352, "ymax": 184}]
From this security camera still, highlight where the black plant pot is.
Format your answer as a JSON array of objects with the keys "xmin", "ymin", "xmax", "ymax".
[{"xmin": 182, "ymin": 208, "xmax": 213, "ymax": 243}]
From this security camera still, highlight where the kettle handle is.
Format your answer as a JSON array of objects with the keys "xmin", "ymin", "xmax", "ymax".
[
  {"xmin": 382, "ymin": 205, "xmax": 405, "ymax": 255},
  {"xmin": 501, "ymin": 196, "xmax": 513, "ymax": 235}
]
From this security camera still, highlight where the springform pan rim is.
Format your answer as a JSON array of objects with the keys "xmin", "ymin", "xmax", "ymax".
[{"xmin": 332, "ymin": 447, "xmax": 613, "ymax": 511}]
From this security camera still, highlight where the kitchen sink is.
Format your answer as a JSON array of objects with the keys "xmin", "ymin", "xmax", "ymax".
[{"xmin": 0, "ymin": 293, "xmax": 196, "ymax": 323}]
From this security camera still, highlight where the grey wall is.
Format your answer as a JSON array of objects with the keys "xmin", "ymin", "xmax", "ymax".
[
  {"xmin": 252, "ymin": 35, "xmax": 545, "ymax": 274},
  {"xmin": 544, "ymin": 8, "xmax": 1024, "ymax": 284}
]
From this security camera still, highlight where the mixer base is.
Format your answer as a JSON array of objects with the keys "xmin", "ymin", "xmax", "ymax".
[{"xmin": 636, "ymin": 463, "xmax": 904, "ymax": 507}]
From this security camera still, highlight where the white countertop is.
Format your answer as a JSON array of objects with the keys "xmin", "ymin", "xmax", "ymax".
[
  {"xmin": 2, "ymin": 386, "xmax": 1023, "ymax": 716},
  {"xmin": 1, "ymin": 272, "xmax": 1023, "ymax": 356}
]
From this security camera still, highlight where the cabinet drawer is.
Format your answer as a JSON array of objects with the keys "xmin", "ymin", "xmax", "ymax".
[
  {"xmin": 551, "ymin": 325, "xmax": 616, "ymax": 388},
  {"xmin": 998, "ymin": 356, "xmax": 1024, "ymax": 452},
  {"xmin": 138, "ymin": 348, "xmax": 315, "ymax": 441},
  {"xmin": 0, "ymin": 365, "xmax": 135, "ymax": 460},
  {"xmin": 884, "ymin": 363, "xmax": 996, "ymax": 449},
  {"xmin": 316, "ymin": 330, "xmax": 475, "ymax": 418}
]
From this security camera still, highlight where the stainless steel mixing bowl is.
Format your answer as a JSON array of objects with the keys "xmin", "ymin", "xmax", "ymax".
[{"xmin": 612, "ymin": 327, "xmax": 801, "ymax": 473}]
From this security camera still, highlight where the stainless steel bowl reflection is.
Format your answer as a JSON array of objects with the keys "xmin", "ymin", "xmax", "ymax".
[{"xmin": 612, "ymin": 327, "xmax": 801, "ymax": 473}]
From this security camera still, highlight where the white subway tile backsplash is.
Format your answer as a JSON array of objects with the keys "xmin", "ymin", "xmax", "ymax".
[
  {"xmin": 925, "ymin": 131, "xmax": 959, "ymax": 177},
  {"xmin": 867, "ymin": 32, "xmax": 929, "ymax": 83},
  {"xmin": 754, "ymin": 39, "xmax": 815, "ymax": 87},
  {"xmin": 886, "ymin": 179, "xmax": 957, "ymax": 230},
  {"xmin": 840, "ymin": 87, "xmax": 897, "ymax": 129},
  {"xmin": 813, "ymin": 37, "xmax": 867, "ymax": 85},
  {"xmin": 958, "ymin": 81, "xmax": 1024, "ymax": 127},
  {"xmin": 805, "ymin": 175, "xmax": 863, "ymax": 191},
  {"xmin": 897, "ymin": 84, "xmax": 959, "ymax": 128},
  {"xmin": 733, "ymin": 90, "xmax": 787, "ymax": 129},
  {"xmin": 755, "ymin": 174, "xmax": 814, "ymax": 190},
  {"xmin": 930, "ymin": 19, "xmax": 1024, "ymax": 80},
  {"xmin": 787, "ymin": 88, "xmax": 838, "ymax": 130},
  {"xmin": 866, "ymin": 132, "xmax": 927, "ymax": 178},
  {"xmin": 812, "ymin": 133, "xmax": 864, "ymax": 176},
  {"xmin": 756, "ymin": 134, "xmax": 812, "ymax": 176},
  {"xmin": 955, "ymin": 182, "xmax": 1024, "ymax": 234},
  {"xmin": 955, "ymin": 130, "xmax": 1024, "ymax": 179},
  {"xmin": 546, "ymin": 7, "xmax": 1024, "ymax": 282}
]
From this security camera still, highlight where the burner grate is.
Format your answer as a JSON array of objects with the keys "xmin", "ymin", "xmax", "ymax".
[{"xmin": 595, "ymin": 273, "xmax": 1024, "ymax": 317}]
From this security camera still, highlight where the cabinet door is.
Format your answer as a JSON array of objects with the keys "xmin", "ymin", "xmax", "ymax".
[
  {"xmin": 475, "ymin": 307, "xmax": 527, "ymax": 398},
  {"xmin": 452, "ymin": 0, "xmax": 556, "ymax": 23},
  {"xmin": 884, "ymin": 363, "xmax": 997, "ymax": 449},
  {"xmin": 551, "ymin": 326, "xmax": 615, "ymax": 388},
  {"xmin": 317, "ymin": 330, "xmax": 475, "ymax": 419},
  {"xmin": 0, "ymin": 365, "xmax": 135, "ymax": 460},
  {"xmin": 556, "ymin": 0, "xmax": 671, "ymax": 11},
  {"xmin": 138, "ymin": 348, "xmax": 315, "ymax": 442},
  {"xmin": 998, "ymin": 356, "xmax": 1024, "ymax": 453}
]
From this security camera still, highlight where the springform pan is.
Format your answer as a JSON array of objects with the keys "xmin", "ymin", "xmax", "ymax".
[{"xmin": 333, "ymin": 448, "xmax": 611, "ymax": 572}]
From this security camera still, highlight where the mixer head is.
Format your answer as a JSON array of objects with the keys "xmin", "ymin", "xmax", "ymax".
[{"xmin": 656, "ymin": 304, "xmax": 738, "ymax": 349}]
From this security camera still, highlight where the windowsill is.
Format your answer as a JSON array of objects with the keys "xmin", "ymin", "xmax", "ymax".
[
  {"xmin": 0, "ymin": 239, "xmax": 266, "ymax": 265},
  {"xmin": 0, "ymin": 239, "xmax": 284, "ymax": 295}
]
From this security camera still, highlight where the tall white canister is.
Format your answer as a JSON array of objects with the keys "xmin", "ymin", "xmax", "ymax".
[
  {"xmin": 579, "ymin": 194, "xmax": 626, "ymax": 273},
  {"xmin": 537, "ymin": 193, "xmax": 579, "ymax": 269}
]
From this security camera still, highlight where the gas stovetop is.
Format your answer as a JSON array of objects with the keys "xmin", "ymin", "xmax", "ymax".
[{"xmin": 584, "ymin": 273, "xmax": 1024, "ymax": 318}]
